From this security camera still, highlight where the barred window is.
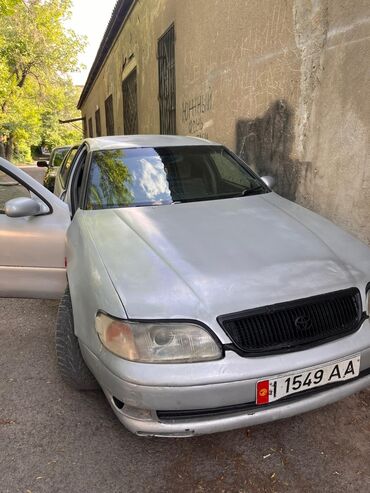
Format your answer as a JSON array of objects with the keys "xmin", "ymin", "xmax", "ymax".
[
  {"xmin": 95, "ymin": 108, "xmax": 101, "ymax": 137},
  {"xmin": 158, "ymin": 25, "xmax": 176, "ymax": 134},
  {"xmin": 105, "ymin": 94, "xmax": 115, "ymax": 135},
  {"xmin": 122, "ymin": 68, "xmax": 138, "ymax": 135},
  {"xmin": 82, "ymin": 117, "xmax": 87, "ymax": 138},
  {"xmin": 88, "ymin": 117, "xmax": 93, "ymax": 138}
]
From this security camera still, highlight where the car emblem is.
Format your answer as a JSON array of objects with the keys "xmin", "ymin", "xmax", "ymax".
[{"xmin": 294, "ymin": 315, "xmax": 312, "ymax": 331}]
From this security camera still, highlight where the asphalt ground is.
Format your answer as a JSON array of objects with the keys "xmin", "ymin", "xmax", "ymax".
[
  {"xmin": 18, "ymin": 166, "xmax": 46, "ymax": 184},
  {"xmin": 1, "ymin": 298, "xmax": 370, "ymax": 493}
]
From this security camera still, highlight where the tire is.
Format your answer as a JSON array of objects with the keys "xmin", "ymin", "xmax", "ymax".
[{"xmin": 55, "ymin": 286, "xmax": 98, "ymax": 390}]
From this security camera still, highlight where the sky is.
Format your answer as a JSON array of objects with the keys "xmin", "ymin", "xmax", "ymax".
[{"xmin": 67, "ymin": 0, "xmax": 118, "ymax": 86}]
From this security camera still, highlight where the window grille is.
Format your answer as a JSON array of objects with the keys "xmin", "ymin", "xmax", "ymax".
[
  {"xmin": 158, "ymin": 25, "xmax": 176, "ymax": 134},
  {"xmin": 105, "ymin": 94, "xmax": 115, "ymax": 135},
  {"xmin": 95, "ymin": 108, "xmax": 101, "ymax": 137},
  {"xmin": 88, "ymin": 117, "xmax": 93, "ymax": 138},
  {"xmin": 122, "ymin": 68, "xmax": 138, "ymax": 135},
  {"xmin": 82, "ymin": 118, "xmax": 87, "ymax": 138}
]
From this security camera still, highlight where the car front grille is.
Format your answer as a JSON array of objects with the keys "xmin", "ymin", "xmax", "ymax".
[{"xmin": 218, "ymin": 288, "xmax": 364, "ymax": 356}]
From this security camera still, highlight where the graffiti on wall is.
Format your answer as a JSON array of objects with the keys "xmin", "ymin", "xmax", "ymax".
[
  {"xmin": 236, "ymin": 100, "xmax": 311, "ymax": 202},
  {"xmin": 182, "ymin": 88, "xmax": 213, "ymax": 139}
]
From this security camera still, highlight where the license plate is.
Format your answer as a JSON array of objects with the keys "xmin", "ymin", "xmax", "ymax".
[{"xmin": 256, "ymin": 355, "xmax": 361, "ymax": 405}]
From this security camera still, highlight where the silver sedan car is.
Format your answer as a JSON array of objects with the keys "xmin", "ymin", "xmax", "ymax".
[{"xmin": 1, "ymin": 135, "xmax": 370, "ymax": 437}]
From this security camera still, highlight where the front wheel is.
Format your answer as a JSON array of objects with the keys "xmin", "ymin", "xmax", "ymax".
[{"xmin": 55, "ymin": 287, "xmax": 98, "ymax": 390}]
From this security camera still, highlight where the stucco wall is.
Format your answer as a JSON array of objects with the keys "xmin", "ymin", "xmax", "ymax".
[
  {"xmin": 80, "ymin": 0, "xmax": 370, "ymax": 243},
  {"xmin": 301, "ymin": 1, "xmax": 370, "ymax": 244}
]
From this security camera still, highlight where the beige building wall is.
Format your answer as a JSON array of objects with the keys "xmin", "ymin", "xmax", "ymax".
[{"xmin": 80, "ymin": 0, "xmax": 370, "ymax": 244}]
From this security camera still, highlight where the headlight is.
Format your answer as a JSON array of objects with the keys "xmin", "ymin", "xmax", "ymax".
[{"xmin": 95, "ymin": 313, "xmax": 222, "ymax": 363}]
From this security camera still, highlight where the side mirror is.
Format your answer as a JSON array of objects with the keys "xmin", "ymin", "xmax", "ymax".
[
  {"xmin": 5, "ymin": 197, "xmax": 42, "ymax": 218},
  {"xmin": 37, "ymin": 160, "xmax": 49, "ymax": 168},
  {"xmin": 261, "ymin": 175, "xmax": 276, "ymax": 189}
]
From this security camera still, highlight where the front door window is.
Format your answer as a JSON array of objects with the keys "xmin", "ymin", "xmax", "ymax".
[{"xmin": 0, "ymin": 169, "xmax": 30, "ymax": 213}]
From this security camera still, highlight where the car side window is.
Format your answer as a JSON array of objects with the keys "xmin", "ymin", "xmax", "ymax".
[
  {"xmin": 60, "ymin": 148, "xmax": 78, "ymax": 187},
  {"xmin": 0, "ymin": 169, "xmax": 30, "ymax": 213},
  {"xmin": 211, "ymin": 149, "xmax": 253, "ymax": 187}
]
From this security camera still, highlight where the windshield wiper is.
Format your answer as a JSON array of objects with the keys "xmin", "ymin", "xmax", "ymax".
[
  {"xmin": 170, "ymin": 188, "xmax": 267, "ymax": 204},
  {"xmin": 239, "ymin": 185, "xmax": 267, "ymax": 197}
]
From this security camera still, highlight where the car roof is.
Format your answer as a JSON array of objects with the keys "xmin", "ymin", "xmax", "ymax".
[{"xmin": 83, "ymin": 135, "xmax": 220, "ymax": 152}]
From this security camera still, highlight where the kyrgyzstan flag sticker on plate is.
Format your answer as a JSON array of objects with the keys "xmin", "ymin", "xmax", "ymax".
[
  {"xmin": 256, "ymin": 355, "xmax": 360, "ymax": 405},
  {"xmin": 256, "ymin": 380, "xmax": 270, "ymax": 405}
]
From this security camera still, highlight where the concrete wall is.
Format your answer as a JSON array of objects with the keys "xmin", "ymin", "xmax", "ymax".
[
  {"xmin": 301, "ymin": 1, "xmax": 370, "ymax": 244},
  {"xmin": 80, "ymin": 0, "xmax": 370, "ymax": 244}
]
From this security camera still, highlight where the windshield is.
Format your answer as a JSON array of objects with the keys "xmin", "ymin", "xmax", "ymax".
[{"xmin": 85, "ymin": 145, "xmax": 268, "ymax": 210}]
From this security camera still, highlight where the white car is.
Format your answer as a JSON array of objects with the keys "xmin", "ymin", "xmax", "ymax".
[{"xmin": 0, "ymin": 135, "xmax": 369, "ymax": 437}]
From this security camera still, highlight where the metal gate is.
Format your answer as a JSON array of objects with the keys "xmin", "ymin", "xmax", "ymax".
[
  {"xmin": 122, "ymin": 68, "xmax": 138, "ymax": 135},
  {"xmin": 158, "ymin": 25, "xmax": 176, "ymax": 135}
]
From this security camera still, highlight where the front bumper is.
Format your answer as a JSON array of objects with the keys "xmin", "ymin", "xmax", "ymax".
[
  {"xmin": 105, "ymin": 371, "xmax": 370, "ymax": 437},
  {"xmin": 80, "ymin": 320, "xmax": 370, "ymax": 437}
]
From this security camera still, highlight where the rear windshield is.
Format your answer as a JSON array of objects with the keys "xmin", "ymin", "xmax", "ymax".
[
  {"xmin": 60, "ymin": 147, "xmax": 78, "ymax": 185},
  {"xmin": 85, "ymin": 145, "xmax": 268, "ymax": 209},
  {"xmin": 50, "ymin": 148, "xmax": 70, "ymax": 167}
]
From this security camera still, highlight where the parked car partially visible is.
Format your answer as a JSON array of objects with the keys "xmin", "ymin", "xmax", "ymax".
[{"xmin": 37, "ymin": 146, "xmax": 71, "ymax": 191}]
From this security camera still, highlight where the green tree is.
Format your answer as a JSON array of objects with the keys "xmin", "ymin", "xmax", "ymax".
[
  {"xmin": 0, "ymin": 0, "xmax": 21, "ymax": 16},
  {"xmin": 0, "ymin": 0, "xmax": 85, "ymax": 162}
]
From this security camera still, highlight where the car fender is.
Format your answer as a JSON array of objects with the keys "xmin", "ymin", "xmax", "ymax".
[{"xmin": 66, "ymin": 209, "xmax": 127, "ymax": 353}]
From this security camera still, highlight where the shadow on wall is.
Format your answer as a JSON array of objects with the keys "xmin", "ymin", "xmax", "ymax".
[{"xmin": 236, "ymin": 100, "xmax": 311, "ymax": 202}]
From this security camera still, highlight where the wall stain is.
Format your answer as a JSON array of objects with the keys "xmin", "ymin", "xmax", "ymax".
[
  {"xmin": 293, "ymin": 0, "xmax": 328, "ymax": 160},
  {"xmin": 236, "ymin": 100, "xmax": 311, "ymax": 202}
]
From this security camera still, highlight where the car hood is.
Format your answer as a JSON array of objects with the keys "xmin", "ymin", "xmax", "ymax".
[{"xmin": 84, "ymin": 193, "xmax": 370, "ymax": 325}]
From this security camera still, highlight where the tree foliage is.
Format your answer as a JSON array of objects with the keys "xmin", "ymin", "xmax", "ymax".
[
  {"xmin": 87, "ymin": 151, "xmax": 134, "ymax": 209},
  {"xmin": 0, "ymin": 0, "xmax": 86, "ymax": 162},
  {"xmin": 0, "ymin": 0, "xmax": 21, "ymax": 16}
]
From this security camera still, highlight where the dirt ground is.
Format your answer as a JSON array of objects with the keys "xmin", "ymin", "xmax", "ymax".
[{"xmin": 1, "ymin": 298, "xmax": 370, "ymax": 493}]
